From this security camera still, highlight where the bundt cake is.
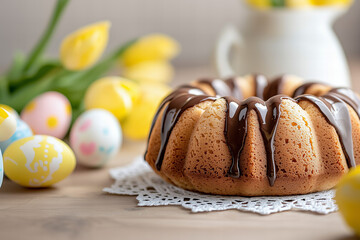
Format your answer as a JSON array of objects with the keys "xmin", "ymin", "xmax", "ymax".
[{"xmin": 144, "ymin": 75, "xmax": 360, "ymax": 196}]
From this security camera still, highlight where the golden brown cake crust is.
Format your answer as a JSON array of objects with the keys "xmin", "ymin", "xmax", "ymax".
[{"xmin": 145, "ymin": 76, "xmax": 360, "ymax": 196}]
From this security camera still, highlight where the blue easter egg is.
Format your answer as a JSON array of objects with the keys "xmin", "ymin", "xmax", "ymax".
[{"xmin": 0, "ymin": 119, "xmax": 33, "ymax": 153}]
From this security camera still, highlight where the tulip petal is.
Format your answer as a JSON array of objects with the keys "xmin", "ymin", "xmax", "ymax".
[
  {"xmin": 123, "ymin": 60, "xmax": 174, "ymax": 84},
  {"xmin": 121, "ymin": 34, "xmax": 180, "ymax": 67},
  {"xmin": 60, "ymin": 21, "xmax": 110, "ymax": 71}
]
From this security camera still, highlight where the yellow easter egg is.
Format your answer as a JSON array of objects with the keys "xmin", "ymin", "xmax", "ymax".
[
  {"xmin": 0, "ymin": 104, "xmax": 18, "ymax": 118},
  {"xmin": 122, "ymin": 83, "xmax": 171, "ymax": 140},
  {"xmin": 335, "ymin": 166, "xmax": 360, "ymax": 236},
  {"xmin": 3, "ymin": 135, "xmax": 76, "ymax": 188},
  {"xmin": 0, "ymin": 107, "xmax": 17, "ymax": 141},
  {"xmin": 84, "ymin": 77, "xmax": 140, "ymax": 121}
]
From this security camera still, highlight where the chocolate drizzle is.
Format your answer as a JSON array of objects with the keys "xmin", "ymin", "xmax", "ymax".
[
  {"xmin": 144, "ymin": 85, "xmax": 208, "ymax": 158},
  {"xmin": 155, "ymin": 94, "xmax": 217, "ymax": 170},
  {"xmin": 263, "ymin": 76, "xmax": 286, "ymax": 100},
  {"xmin": 330, "ymin": 88, "xmax": 360, "ymax": 118},
  {"xmin": 293, "ymin": 82, "xmax": 319, "ymax": 98},
  {"xmin": 224, "ymin": 95, "xmax": 290, "ymax": 186},
  {"xmin": 295, "ymin": 94, "xmax": 356, "ymax": 169},
  {"xmin": 198, "ymin": 78, "xmax": 243, "ymax": 100},
  {"xmin": 146, "ymin": 77, "xmax": 359, "ymax": 187}
]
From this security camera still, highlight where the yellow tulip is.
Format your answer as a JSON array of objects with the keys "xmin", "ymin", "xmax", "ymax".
[
  {"xmin": 246, "ymin": 0, "xmax": 352, "ymax": 7},
  {"xmin": 121, "ymin": 34, "xmax": 180, "ymax": 67},
  {"xmin": 84, "ymin": 76, "xmax": 140, "ymax": 121},
  {"xmin": 123, "ymin": 60, "xmax": 174, "ymax": 84},
  {"xmin": 122, "ymin": 83, "xmax": 172, "ymax": 140},
  {"xmin": 310, "ymin": 0, "xmax": 353, "ymax": 5},
  {"xmin": 246, "ymin": 0, "xmax": 271, "ymax": 9},
  {"xmin": 60, "ymin": 21, "xmax": 110, "ymax": 71},
  {"xmin": 286, "ymin": 0, "xmax": 312, "ymax": 7}
]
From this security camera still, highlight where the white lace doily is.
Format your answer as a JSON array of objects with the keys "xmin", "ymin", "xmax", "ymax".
[{"xmin": 103, "ymin": 156, "xmax": 338, "ymax": 215}]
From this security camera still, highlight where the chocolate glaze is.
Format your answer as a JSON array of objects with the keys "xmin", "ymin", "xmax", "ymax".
[
  {"xmin": 146, "ymin": 77, "xmax": 359, "ymax": 187},
  {"xmin": 144, "ymin": 85, "xmax": 207, "ymax": 158},
  {"xmin": 224, "ymin": 95, "xmax": 290, "ymax": 186},
  {"xmin": 263, "ymin": 76, "xmax": 286, "ymax": 100},
  {"xmin": 295, "ymin": 94, "xmax": 356, "ymax": 169},
  {"xmin": 198, "ymin": 78, "xmax": 243, "ymax": 100},
  {"xmin": 330, "ymin": 88, "xmax": 360, "ymax": 118},
  {"xmin": 155, "ymin": 94, "xmax": 217, "ymax": 170},
  {"xmin": 292, "ymin": 82, "xmax": 319, "ymax": 98}
]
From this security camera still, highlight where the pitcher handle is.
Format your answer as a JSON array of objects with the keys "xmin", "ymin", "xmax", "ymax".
[{"xmin": 215, "ymin": 25, "xmax": 243, "ymax": 78}]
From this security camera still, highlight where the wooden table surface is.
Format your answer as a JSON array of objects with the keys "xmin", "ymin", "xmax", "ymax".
[{"xmin": 1, "ymin": 65, "xmax": 360, "ymax": 240}]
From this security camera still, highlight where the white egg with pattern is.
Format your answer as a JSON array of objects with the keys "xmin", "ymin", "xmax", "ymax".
[{"xmin": 70, "ymin": 109, "xmax": 122, "ymax": 168}]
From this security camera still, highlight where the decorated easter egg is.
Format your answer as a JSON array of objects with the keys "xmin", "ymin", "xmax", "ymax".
[
  {"xmin": 0, "ymin": 119, "xmax": 33, "ymax": 152},
  {"xmin": 0, "ymin": 150, "xmax": 3, "ymax": 188},
  {"xmin": 70, "ymin": 109, "xmax": 122, "ymax": 168},
  {"xmin": 122, "ymin": 83, "xmax": 171, "ymax": 140},
  {"xmin": 84, "ymin": 77, "xmax": 140, "ymax": 121},
  {"xmin": 0, "ymin": 104, "xmax": 19, "ymax": 118},
  {"xmin": 336, "ymin": 166, "xmax": 360, "ymax": 237},
  {"xmin": 0, "ymin": 107, "xmax": 17, "ymax": 141},
  {"xmin": 21, "ymin": 91, "xmax": 72, "ymax": 139},
  {"xmin": 3, "ymin": 135, "xmax": 76, "ymax": 188}
]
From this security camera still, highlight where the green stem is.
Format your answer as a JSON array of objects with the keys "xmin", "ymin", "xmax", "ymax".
[
  {"xmin": 52, "ymin": 40, "xmax": 137, "ymax": 109},
  {"xmin": 10, "ymin": 60, "xmax": 62, "ymax": 90},
  {"xmin": 271, "ymin": 0, "xmax": 285, "ymax": 7},
  {"xmin": 7, "ymin": 51, "xmax": 26, "ymax": 82},
  {"xmin": 4, "ymin": 68, "xmax": 66, "ymax": 111},
  {"xmin": 22, "ymin": 0, "xmax": 69, "ymax": 75},
  {"xmin": 0, "ymin": 76, "xmax": 9, "ymax": 100},
  {"xmin": 6, "ymin": 39, "xmax": 137, "ymax": 113},
  {"xmin": 55, "ymin": 39, "xmax": 137, "ymax": 90}
]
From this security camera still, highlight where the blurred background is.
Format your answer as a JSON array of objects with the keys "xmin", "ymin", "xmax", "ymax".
[{"xmin": 1, "ymin": 0, "xmax": 359, "ymax": 69}]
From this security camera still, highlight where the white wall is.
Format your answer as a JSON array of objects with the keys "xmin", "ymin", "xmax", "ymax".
[{"xmin": 0, "ymin": 0, "xmax": 359, "ymax": 69}]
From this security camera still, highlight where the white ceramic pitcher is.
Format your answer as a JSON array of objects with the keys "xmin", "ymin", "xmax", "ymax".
[{"xmin": 215, "ymin": 5, "xmax": 351, "ymax": 87}]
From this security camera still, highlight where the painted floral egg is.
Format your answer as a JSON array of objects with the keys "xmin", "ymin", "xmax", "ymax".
[
  {"xmin": 0, "ymin": 107, "xmax": 17, "ymax": 141},
  {"xmin": 70, "ymin": 109, "xmax": 122, "ymax": 168},
  {"xmin": 0, "ymin": 119, "xmax": 33, "ymax": 152},
  {"xmin": 0, "ymin": 150, "xmax": 3, "ymax": 188},
  {"xmin": 21, "ymin": 92, "xmax": 72, "ymax": 139},
  {"xmin": 3, "ymin": 135, "xmax": 76, "ymax": 187}
]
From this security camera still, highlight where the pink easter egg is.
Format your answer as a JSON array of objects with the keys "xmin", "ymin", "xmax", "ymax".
[{"xmin": 21, "ymin": 92, "xmax": 72, "ymax": 139}]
